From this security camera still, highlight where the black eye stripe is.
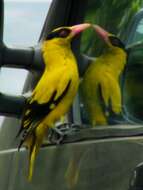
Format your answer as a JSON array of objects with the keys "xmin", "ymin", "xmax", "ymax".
[
  {"xmin": 46, "ymin": 28, "xmax": 71, "ymax": 40},
  {"xmin": 109, "ymin": 36, "xmax": 125, "ymax": 50},
  {"xmin": 46, "ymin": 31, "xmax": 60, "ymax": 40},
  {"xmin": 110, "ymin": 38, "xmax": 119, "ymax": 45}
]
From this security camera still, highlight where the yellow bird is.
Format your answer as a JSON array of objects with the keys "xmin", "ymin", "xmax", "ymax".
[
  {"xmin": 81, "ymin": 25, "xmax": 127, "ymax": 126},
  {"xmin": 17, "ymin": 23, "xmax": 91, "ymax": 180}
]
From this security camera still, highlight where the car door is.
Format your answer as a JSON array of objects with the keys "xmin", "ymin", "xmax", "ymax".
[{"xmin": 0, "ymin": 1, "xmax": 143, "ymax": 190}]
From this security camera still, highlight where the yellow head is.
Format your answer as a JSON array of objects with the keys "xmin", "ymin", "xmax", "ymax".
[
  {"xmin": 45, "ymin": 23, "xmax": 91, "ymax": 46},
  {"xmin": 93, "ymin": 24, "xmax": 125, "ymax": 51}
]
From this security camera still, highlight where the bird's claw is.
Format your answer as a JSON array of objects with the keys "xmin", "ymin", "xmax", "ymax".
[
  {"xmin": 48, "ymin": 123, "xmax": 81, "ymax": 144},
  {"xmin": 48, "ymin": 127, "xmax": 65, "ymax": 145},
  {"xmin": 56, "ymin": 123, "xmax": 81, "ymax": 134}
]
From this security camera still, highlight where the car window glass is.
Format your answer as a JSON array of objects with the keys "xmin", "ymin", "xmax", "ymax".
[{"xmin": 79, "ymin": 0, "xmax": 143, "ymax": 127}]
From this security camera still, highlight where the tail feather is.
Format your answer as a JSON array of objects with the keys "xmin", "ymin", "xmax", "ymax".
[
  {"xmin": 15, "ymin": 126, "xmax": 23, "ymax": 139},
  {"xmin": 27, "ymin": 132, "xmax": 38, "ymax": 181},
  {"xmin": 28, "ymin": 143, "xmax": 37, "ymax": 181},
  {"xmin": 18, "ymin": 120, "xmax": 41, "ymax": 151},
  {"xmin": 27, "ymin": 128, "xmax": 44, "ymax": 181}
]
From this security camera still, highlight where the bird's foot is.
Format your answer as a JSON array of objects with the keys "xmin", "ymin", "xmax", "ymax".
[
  {"xmin": 56, "ymin": 122, "xmax": 81, "ymax": 134},
  {"xmin": 48, "ymin": 127, "xmax": 65, "ymax": 145},
  {"xmin": 48, "ymin": 123, "xmax": 81, "ymax": 144}
]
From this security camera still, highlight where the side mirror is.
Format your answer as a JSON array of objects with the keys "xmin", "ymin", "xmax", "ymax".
[
  {"xmin": 129, "ymin": 162, "xmax": 143, "ymax": 190},
  {"xmin": 0, "ymin": 0, "xmax": 45, "ymax": 118}
]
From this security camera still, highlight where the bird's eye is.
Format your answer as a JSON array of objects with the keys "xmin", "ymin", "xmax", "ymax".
[
  {"xmin": 59, "ymin": 29, "xmax": 70, "ymax": 38},
  {"xmin": 109, "ymin": 36, "xmax": 125, "ymax": 49},
  {"xmin": 110, "ymin": 37, "xmax": 120, "ymax": 46}
]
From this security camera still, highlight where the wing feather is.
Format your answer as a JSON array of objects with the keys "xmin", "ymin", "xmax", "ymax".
[
  {"xmin": 17, "ymin": 69, "xmax": 72, "ymax": 148},
  {"xmin": 98, "ymin": 73, "xmax": 121, "ymax": 115}
]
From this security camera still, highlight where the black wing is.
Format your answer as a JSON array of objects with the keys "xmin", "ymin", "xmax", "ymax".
[{"xmin": 17, "ymin": 80, "xmax": 71, "ymax": 149}]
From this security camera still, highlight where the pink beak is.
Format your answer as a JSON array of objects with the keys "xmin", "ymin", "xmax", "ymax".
[
  {"xmin": 93, "ymin": 25, "xmax": 109, "ymax": 42},
  {"xmin": 71, "ymin": 23, "xmax": 91, "ymax": 37}
]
